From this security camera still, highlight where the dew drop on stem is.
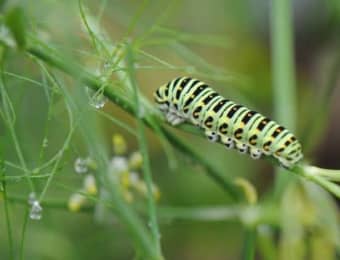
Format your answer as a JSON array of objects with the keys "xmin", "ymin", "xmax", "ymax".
[
  {"xmin": 86, "ymin": 87, "xmax": 107, "ymax": 109},
  {"xmin": 28, "ymin": 192, "xmax": 37, "ymax": 205},
  {"xmin": 74, "ymin": 157, "xmax": 88, "ymax": 174},
  {"xmin": 29, "ymin": 200, "xmax": 43, "ymax": 220}
]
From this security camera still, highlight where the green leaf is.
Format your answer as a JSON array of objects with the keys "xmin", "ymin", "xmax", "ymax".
[{"xmin": 5, "ymin": 6, "xmax": 26, "ymax": 49}]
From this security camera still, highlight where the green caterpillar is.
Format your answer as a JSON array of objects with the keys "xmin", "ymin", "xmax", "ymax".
[{"xmin": 154, "ymin": 77, "xmax": 303, "ymax": 168}]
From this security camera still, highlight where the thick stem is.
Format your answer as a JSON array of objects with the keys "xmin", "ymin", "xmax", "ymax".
[{"xmin": 271, "ymin": 0, "xmax": 297, "ymax": 196}]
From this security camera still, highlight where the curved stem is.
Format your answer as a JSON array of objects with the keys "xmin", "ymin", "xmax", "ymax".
[
  {"xmin": 25, "ymin": 36, "xmax": 243, "ymax": 201},
  {"xmin": 23, "ymin": 35, "xmax": 340, "ymax": 200}
]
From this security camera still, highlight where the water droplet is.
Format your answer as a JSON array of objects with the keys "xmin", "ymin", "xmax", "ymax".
[
  {"xmin": 28, "ymin": 192, "xmax": 37, "ymax": 205},
  {"xmin": 91, "ymin": 94, "xmax": 106, "ymax": 109},
  {"xmin": 74, "ymin": 157, "xmax": 88, "ymax": 174},
  {"xmin": 29, "ymin": 201, "xmax": 43, "ymax": 220},
  {"xmin": 86, "ymin": 87, "xmax": 107, "ymax": 109}
]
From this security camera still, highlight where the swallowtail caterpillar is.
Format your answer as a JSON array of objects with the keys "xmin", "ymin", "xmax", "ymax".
[{"xmin": 154, "ymin": 77, "xmax": 303, "ymax": 168}]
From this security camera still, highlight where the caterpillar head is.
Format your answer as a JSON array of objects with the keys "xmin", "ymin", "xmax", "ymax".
[{"xmin": 154, "ymin": 84, "xmax": 170, "ymax": 112}]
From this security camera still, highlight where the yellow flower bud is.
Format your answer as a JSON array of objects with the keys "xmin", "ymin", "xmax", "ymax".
[
  {"xmin": 112, "ymin": 134, "xmax": 127, "ymax": 155},
  {"xmin": 234, "ymin": 177, "xmax": 257, "ymax": 205},
  {"xmin": 68, "ymin": 193, "xmax": 86, "ymax": 212},
  {"xmin": 83, "ymin": 175, "xmax": 97, "ymax": 195},
  {"xmin": 120, "ymin": 171, "xmax": 131, "ymax": 188},
  {"xmin": 129, "ymin": 152, "xmax": 143, "ymax": 170}
]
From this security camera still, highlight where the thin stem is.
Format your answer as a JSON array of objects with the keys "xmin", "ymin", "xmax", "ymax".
[
  {"xmin": 25, "ymin": 38, "xmax": 242, "ymax": 201},
  {"xmin": 0, "ymin": 56, "xmax": 35, "ymax": 192},
  {"xmin": 24, "ymin": 35, "xmax": 340, "ymax": 200},
  {"xmin": 304, "ymin": 165, "xmax": 340, "ymax": 182},
  {"xmin": 57, "ymin": 77, "xmax": 160, "ymax": 260},
  {"xmin": 0, "ymin": 134, "xmax": 14, "ymax": 259},
  {"xmin": 6, "ymin": 195, "xmax": 280, "ymax": 226},
  {"xmin": 19, "ymin": 208, "xmax": 29, "ymax": 260},
  {"xmin": 126, "ymin": 44, "xmax": 162, "ymax": 257},
  {"xmin": 1, "ymin": 182, "xmax": 14, "ymax": 260},
  {"xmin": 35, "ymin": 63, "xmax": 76, "ymax": 202},
  {"xmin": 242, "ymin": 227, "xmax": 256, "ymax": 260}
]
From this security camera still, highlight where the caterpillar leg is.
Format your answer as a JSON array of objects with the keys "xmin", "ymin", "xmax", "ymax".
[
  {"xmin": 166, "ymin": 112, "xmax": 186, "ymax": 126},
  {"xmin": 276, "ymin": 156, "xmax": 296, "ymax": 169},
  {"xmin": 250, "ymin": 148, "xmax": 262, "ymax": 159},
  {"xmin": 221, "ymin": 136, "xmax": 234, "ymax": 149},
  {"xmin": 158, "ymin": 103, "xmax": 169, "ymax": 112},
  {"xmin": 278, "ymin": 159, "xmax": 292, "ymax": 169},
  {"xmin": 236, "ymin": 142, "xmax": 248, "ymax": 154},
  {"xmin": 205, "ymin": 130, "xmax": 218, "ymax": 142}
]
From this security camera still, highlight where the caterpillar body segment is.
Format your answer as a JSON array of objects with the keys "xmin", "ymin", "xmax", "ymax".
[{"xmin": 154, "ymin": 77, "xmax": 303, "ymax": 168}]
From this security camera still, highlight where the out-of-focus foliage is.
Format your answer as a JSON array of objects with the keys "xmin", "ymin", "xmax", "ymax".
[{"xmin": 0, "ymin": 0, "xmax": 339, "ymax": 259}]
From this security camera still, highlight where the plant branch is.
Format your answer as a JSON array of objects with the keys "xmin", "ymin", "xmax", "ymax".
[
  {"xmin": 271, "ymin": 0, "xmax": 297, "ymax": 196},
  {"xmin": 25, "ymin": 36, "xmax": 243, "ymax": 201},
  {"xmin": 23, "ymin": 36, "xmax": 340, "ymax": 200}
]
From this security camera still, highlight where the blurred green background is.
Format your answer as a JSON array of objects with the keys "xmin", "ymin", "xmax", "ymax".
[{"xmin": 0, "ymin": 0, "xmax": 339, "ymax": 259}]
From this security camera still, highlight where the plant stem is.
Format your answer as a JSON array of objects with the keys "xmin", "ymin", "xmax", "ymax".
[
  {"xmin": 126, "ymin": 44, "xmax": 162, "ymax": 258},
  {"xmin": 271, "ymin": 0, "xmax": 297, "ymax": 196},
  {"xmin": 1, "ymin": 183, "xmax": 14, "ymax": 260},
  {"xmin": 25, "ymin": 37, "xmax": 242, "ymax": 201},
  {"xmin": 19, "ymin": 208, "xmax": 29, "ymax": 260},
  {"xmin": 24, "ymin": 35, "xmax": 340, "ymax": 200},
  {"xmin": 242, "ymin": 227, "xmax": 256, "ymax": 260}
]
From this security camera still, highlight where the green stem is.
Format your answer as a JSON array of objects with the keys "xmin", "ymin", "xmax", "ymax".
[
  {"xmin": 0, "ymin": 64, "xmax": 35, "ymax": 192},
  {"xmin": 126, "ymin": 44, "xmax": 162, "ymax": 258},
  {"xmin": 0, "ymin": 133, "xmax": 14, "ymax": 259},
  {"xmin": 1, "ymin": 182, "xmax": 14, "ymax": 260},
  {"xmin": 19, "ymin": 208, "xmax": 29, "ymax": 260},
  {"xmin": 24, "ymin": 36, "xmax": 340, "ymax": 200},
  {"xmin": 6, "ymin": 195, "xmax": 280, "ymax": 226},
  {"xmin": 304, "ymin": 165, "xmax": 340, "ymax": 182},
  {"xmin": 35, "ymin": 62, "xmax": 76, "ymax": 202},
  {"xmin": 242, "ymin": 227, "xmax": 256, "ymax": 260},
  {"xmin": 257, "ymin": 227, "xmax": 277, "ymax": 260},
  {"xmin": 271, "ymin": 0, "xmax": 297, "ymax": 196},
  {"xmin": 25, "ymin": 37, "xmax": 242, "ymax": 201},
  {"xmin": 61, "ymin": 81, "xmax": 160, "ymax": 260}
]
